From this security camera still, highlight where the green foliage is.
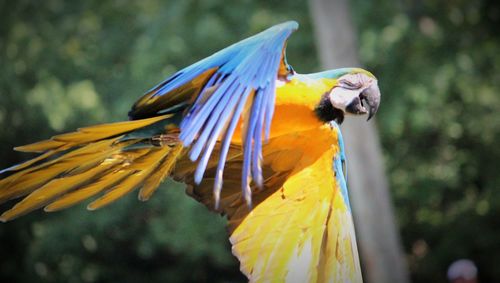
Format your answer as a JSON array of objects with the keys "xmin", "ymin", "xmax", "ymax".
[{"xmin": 0, "ymin": 0, "xmax": 498, "ymax": 282}]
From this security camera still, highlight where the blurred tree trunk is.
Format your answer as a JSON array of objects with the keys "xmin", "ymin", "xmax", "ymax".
[{"xmin": 309, "ymin": 1, "xmax": 410, "ymax": 283}]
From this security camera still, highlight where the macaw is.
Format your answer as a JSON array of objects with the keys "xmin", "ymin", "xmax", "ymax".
[{"xmin": 0, "ymin": 21, "xmax": 380, "ymax": 282}]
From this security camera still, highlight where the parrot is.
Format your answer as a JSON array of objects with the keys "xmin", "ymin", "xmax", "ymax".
[{"xmin": 0, "ymin": 21, "xmax": 380, "ymax": 282}]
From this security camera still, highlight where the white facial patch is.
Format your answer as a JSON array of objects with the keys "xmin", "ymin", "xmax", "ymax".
[{"xmin": 328, "ymin": 87, "xmax": 360, "ymax": 112}]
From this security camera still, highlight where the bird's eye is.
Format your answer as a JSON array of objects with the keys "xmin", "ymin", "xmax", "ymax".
[{"xmin": 340, "ymin": 79, "xmax": 362, "ymax": 90}]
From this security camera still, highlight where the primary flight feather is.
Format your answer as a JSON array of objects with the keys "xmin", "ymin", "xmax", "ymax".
[{"xmin": 0, "ymin": 21, "xmax": 380, "ymax": 283}]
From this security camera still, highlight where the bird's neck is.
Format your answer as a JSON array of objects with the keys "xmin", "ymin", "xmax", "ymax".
[{"xmin": 314, "ymin": 93, "xmax": 344, "ymax": 124}]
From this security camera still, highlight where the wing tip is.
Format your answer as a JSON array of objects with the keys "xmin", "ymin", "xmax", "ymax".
[
  {"xmin": 43, "ymin": 205, "xmax": 57, "ymax": 213},
  {"xmin": 137, "ymin": 193, "xmax": 151, "ymax": 202},
  {"xmin": 276, "ymin": 21, "xmax": 299, "ymax": 31},
  {"xmin": 0, "ymin": 210, "xmax": 15, "ymax": 223},
  {"xmin": 86, "ymin": 203, "xmax": 98, "ymax": 211},
  {"xmin": 288, "ymin": 20, "xmax": 299, "ymax": 30}
]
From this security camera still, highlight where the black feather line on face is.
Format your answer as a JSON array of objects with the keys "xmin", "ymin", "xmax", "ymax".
[{"xmin": 314, "ymin": 93, "xmax": 344, "ymax": 124}]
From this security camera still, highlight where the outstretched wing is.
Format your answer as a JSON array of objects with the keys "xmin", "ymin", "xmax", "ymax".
[
  {"xmin": 129, "ymin": 21, "xmax": 298, "ymax": 206},
  {"xmin": 0, "ymin": 22, "xmax": 298, "ymax": 220},
  {"xmin": 230, "ymin": 123, "xmax": 362, "ymax": 282},
  {"xmin": 182, "ymin": 123, "xmax": 362, "ymax": 282}
]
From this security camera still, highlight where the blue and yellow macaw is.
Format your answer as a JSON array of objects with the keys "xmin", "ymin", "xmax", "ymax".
[{"xmin": 0, "ymin": 21, "xmax": 380, "ymax": 282}]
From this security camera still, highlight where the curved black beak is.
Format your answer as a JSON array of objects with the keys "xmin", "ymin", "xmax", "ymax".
[
  {"xmin": 345, "ymin": 96, "xmax": 367, "ymax": 116},
  {"xmin": 344, "ymin": 82, "xmax": 381, "ymax": 121},
  {"xmin": 362, "ymin": 83, "xmax": 381, "ymax": 120}
]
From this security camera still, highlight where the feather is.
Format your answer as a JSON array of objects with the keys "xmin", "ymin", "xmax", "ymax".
[
  {"xmin": 14, "ymin": 140, "xmax": 66, "ymax": 153},
  {"xmin": 0, "ymin": 138, "xmax": 120, "ymax": 203},
  {"xmin": 14, "ymin": 115, "xmax": 170, "ymax": 152},
  {"xmin": 178, "ymin": 121, "xmax": 362, "ymax": 282},
  {"xmin": 138, "ymin": 144, "xmax": 184, "ymax": 201},
  {"xmin": 228, "ymin": 125, "xmax": 362, "ymax": 282},
  {"xmin": 213, "ymin": 88, "xmax": 253, "ymax": 208},
  {"xmin": 44, "ymin": 169, "xmax": 131, "ymax": 212},
  {"xmin": 130, "ymin": 68, "xmax": 218, "ymax": 119},
  {"xmin": 1, "ymin": 113, "xmax": 185, "ymax": 220},
  {"xmin": 53, "ymin": 115, "xmax": 171, "ymax": 144},
  {"xmin": 0, "ymin": 150, "xmax": 57, "ymax": 175},
  {"xmin": 0, "ymin": 162, "xmax": 116, "ymax": 221},
  {"xmin": 130, "ymin": 21, "xmax": 299, "ymax": 202},
  {"xmin": 87, "ymin": 147, "xmax": 169, "ymax": 210}
]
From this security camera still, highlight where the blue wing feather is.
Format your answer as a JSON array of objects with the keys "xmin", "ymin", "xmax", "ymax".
[
  {"xmin": 213, "ymin": 87, "xmax": 253, "ymax": 208},
  {"xmin": 147, "ymin": 21, "xmax": 298, "ymax": 206}
]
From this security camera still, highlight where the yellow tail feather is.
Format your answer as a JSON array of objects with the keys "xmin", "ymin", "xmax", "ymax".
[
  {"xmin": 0, "ymin": 162, "xmax": 117, "ymax": 221},
  {"xmin": 139, "ymin": 144, "xmax": 184, "ymax": 201},
  {"xmin": 44, "ymin": 169, "xmax": 131, "ymax": 212},
  {"xmin": 0, "ymin": 116, "xmax": 185, "ymax": 222},
  {"xmin": 87, "ymin": 147, "xmax": 168, "ymax": 210},
  {"xmin": 14, "ymin": 140, "xmax": 66, "ymax": 153},
  {"xmin": 0, "ymin": 138, "xmax": 120, "ymax": 203},
  {"xmin": 14, "ymin": 115, "xmax": 170, "ymax": 152}
]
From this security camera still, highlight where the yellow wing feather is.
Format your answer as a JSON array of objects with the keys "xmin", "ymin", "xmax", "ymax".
[
  {"xmin": 178, "ymin": 125, "xmax": 362, "ymax": 282},
  {"xmin": 14, "ymin": 115, "xmax": 170, "ymax": 152},
  {"xmin": 0, "ymin": 161, "xmax": 117, "ymax": 220},
  {"xmin": 13, "ymin": 140, "xmax": 66, "ymax": 153},
  {"xmin": 228, "ymin": 125, "xmax": 361, "ymax": 282},
  {"xmin": 0, "ymin": 138, "xmax": 121, "ymax": 204},
  {"xmin": 87, "ymin": 147, "xmax": 169, "ymax": 210},
  {"xmin": 0, "ymin": 116, "xmax": 184, "ymax": 222},
  {"xmin": 138, "ymin": 144, "xmax": 184, "ymax": 201},
  {"xmin": 44, "ymin": 169, "xmax": 132, "ymax": 212}
]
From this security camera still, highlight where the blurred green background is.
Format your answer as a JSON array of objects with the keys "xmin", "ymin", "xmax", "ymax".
[{"xmin": 0, "ymin": 0, "xmax": 498, "ymax": 282}]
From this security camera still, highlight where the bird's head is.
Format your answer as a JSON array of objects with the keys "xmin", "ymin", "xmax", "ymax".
[{"xmin": 313, "ymin": 68, "xmax": 381, "ymax": 124}]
